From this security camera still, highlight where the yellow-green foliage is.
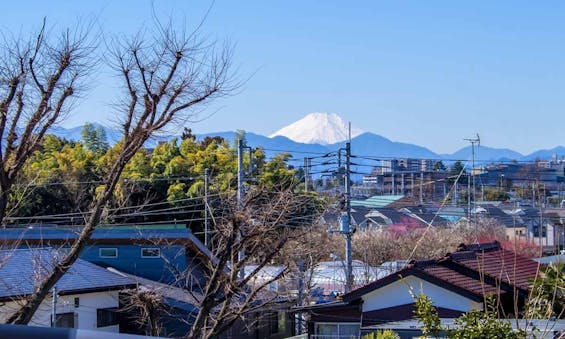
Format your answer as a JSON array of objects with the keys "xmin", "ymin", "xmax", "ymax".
[
  {"xmin": 413, "ymin": 294, "xmax": 525, "ymax": 339},
  {"xmin": 362, "ymin": 329, "xmax": 400, "ymax": 339}
]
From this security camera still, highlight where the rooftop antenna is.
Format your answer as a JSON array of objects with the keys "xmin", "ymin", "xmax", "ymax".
[{"xmin": 464, "ymin": 134, "xmax": 480, "ymax": 242}]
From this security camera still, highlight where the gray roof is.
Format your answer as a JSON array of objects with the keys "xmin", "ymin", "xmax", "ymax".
[{"xmin": 0, "ymin": 248, "xmax": 135, "ymax": 299}]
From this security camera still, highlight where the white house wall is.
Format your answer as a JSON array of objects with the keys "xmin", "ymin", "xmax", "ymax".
[
  {"xmin": 361, "ymin": 275, "xmax": 483, "ymax": 313},
  {"xmin": 0, "ymin": 290, "xmax": 121, "ymax": 332}
]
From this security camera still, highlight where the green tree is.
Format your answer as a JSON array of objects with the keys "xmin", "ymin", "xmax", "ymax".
[
  {"xmin": 81, "ymin": 122, "xmax": 109, "ymax": 154},
  {"xmin": 15, "ymin": 136, "xmax": 99, "ymax": 216},
  {"xmin": 434, "ymin": 160, "xmax": 447, "ymax": 172},
  {"xmin": 151, "ymin": 139, "xmax": 181, "ymax": 175},
  {"xmin": 450, "ymin": 161, "xmax": 465, "ymax": 176},
  {"xmin": 483, "ymin": 188, "xmax": 510, "ymax": 202},
  {"xmin": 258, "ymin": 153, "xmax": 296, "ymax": 189},
  {"xmin": 448, "ymin": 161, "xmax": 467, "ymax": 185}
]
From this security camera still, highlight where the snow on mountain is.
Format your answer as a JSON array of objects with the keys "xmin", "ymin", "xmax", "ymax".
[{"xmin": 269, "ymin": 112, "xmax": 364, "ymax": 145}]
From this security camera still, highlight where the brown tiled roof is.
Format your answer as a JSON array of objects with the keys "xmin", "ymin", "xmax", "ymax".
[
  {"xmin": 343, "ymin": 241, "xmax": 540, "ymax": 302},
  {"xmin": 449, "ymin": 243, "xmax": 540, "ymax": 291},
  {"xmin": 418, "ymin": 263, "xmax": 503, "ymax": 296}
]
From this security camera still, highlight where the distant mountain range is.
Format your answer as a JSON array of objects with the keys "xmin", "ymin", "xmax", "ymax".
[{"xmin": 51, "ymin": 114, "xmax": 565, "ymax": 175}]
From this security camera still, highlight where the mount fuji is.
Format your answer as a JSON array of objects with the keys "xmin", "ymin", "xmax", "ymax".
[{"xmin": 269, "ymin": 112, "xmax": 364, "ymax": 145}]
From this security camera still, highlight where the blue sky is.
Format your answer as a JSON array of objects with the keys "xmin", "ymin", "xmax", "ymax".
[{"xmin": 3, "ymin": 1, "xmax": 565, "ymax": 154}]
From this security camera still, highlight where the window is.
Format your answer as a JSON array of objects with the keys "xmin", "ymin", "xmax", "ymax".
[
  {"xmin": 533, "ymin": 224, "xmax": 547, "ymax": 237},
  {"xmin": 315, "ymin": 322, "xmax": 360, "ymax": 338},
  {"xmin": 268, "ymin": 312, "xmax": 279, "ymax": 334},
  {"xmin": 54, "ymin": 312, "xmax": 76, "ymax": 328},
  {"xmin": 99, "ymin": 248, "xmax": 118, "ymax": 258},
  {"xmin": 141, "ymin": 248, "xmax": 160, "ymax": 258},
  {"xmin": 97, "ymin": 307, "xmax": 119, "ymax": 327}
]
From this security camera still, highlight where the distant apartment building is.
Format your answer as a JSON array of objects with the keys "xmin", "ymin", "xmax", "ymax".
[
  {"xmin": 379, "ymin": 158, "xmax": 434, "ymax": 174},
  {"xmin": 362, "ymin": 158, "xmax": 446, "ymax": 200}
]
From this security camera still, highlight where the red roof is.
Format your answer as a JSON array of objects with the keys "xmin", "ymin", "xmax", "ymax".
[
  {"xmin": 344, "ymin": 241, "xmax": 540, "ymax": 302},
  {"xmin": 449, "ymin": 245, "xmax": 540, "ymax": 291},
  {"xmin": 421, "ymin": 263, "xmax": 503, "ymax": 296}
]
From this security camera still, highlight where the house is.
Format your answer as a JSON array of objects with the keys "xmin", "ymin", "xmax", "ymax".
[
  {"xmin": 0, "ymin": 248, "xmax": 135, "ymax": 332},
  {"xmin": 320, "ymin": 206, "xmax": 372, "ymax": 230},
  {"xmin": 542, "ymin": 209, "xmax": 565, "ymax": 251},
  {"xmin": 364, "ymin": 208, "xmax": 426, "ymax": 232},
  {"xmin": 399, "ymin": 206, "xmax": 452, "ymax": 228},
  {"xmin": 0, "ymin": 224, "xmax": 213, "ymax": 286},
  {"xmin": 296, "ymin": 241, "xmax": 540, "ymax": 338},
  {"xmin": 505, "ymin": 207, "xmax": 559, "ymax": 250}
]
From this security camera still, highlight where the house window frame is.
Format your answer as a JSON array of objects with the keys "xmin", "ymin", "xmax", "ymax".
[
  {"xmin": 141, "ymin": 247, "xmax": 161, "ymax": 258},
  {"xmin": 314, "ymin": 321, "xmax": 360, "ymax": 338},
  {"xmin": 99, "ymin": 247, "xmax": 118, "ymax": 258}
]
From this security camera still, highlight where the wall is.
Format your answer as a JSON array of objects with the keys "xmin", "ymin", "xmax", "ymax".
[
  {"xmin": 0, "ymin": 290, "xmax": 120, "ymax": 332},
  {"xmin": 80, "ymin": 244, "xmax": 187, "ymax": 283},
  {"xmin": 361, "ymin": 275, "xmax": 483, "ymax": 313}
]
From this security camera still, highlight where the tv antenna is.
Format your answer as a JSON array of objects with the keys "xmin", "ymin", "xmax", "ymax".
[{"xmin": 464, "ymin": 133, "xmax": 480, "ymax": 242}]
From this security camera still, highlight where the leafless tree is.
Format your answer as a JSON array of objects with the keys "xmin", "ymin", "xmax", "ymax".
[
  {"xmin": 121, "ymin": 288, "xmax": 167, "ymax": 336},
  {"xmin": 0, "ymin": 19, "xmax": 96, "ymax": 224},
  {"xmin": 186, "ymin": 186, "xmax": 323, "ymax": 339},
  {"xmin": 6, "ymin": 19, "xmax": 235, "ymax": 325}
]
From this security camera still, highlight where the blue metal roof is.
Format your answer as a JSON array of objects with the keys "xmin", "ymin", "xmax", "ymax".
[
  {"xmin": 0, "ymin": 248, "xmax": 135, "ymax": 299},
  {"xmin": 351, "ymin": 195, "xmax": 405, "ymax": 208},
  {"xmin": 0, "ymin": 227, "xmax": 193, "ymax": 241}
]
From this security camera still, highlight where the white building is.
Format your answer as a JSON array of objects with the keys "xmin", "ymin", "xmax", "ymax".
[{"xmin": 0, "ymin": 248, "xmax": 135, "ymax": 332}]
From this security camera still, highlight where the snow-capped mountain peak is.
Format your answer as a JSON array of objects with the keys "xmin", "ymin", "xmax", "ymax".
[{"xmin": 269, "ymin": 112, "xmax": 364, "ymax": 145}]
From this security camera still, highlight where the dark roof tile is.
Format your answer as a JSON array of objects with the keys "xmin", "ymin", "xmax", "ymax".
[{"xmin": 0, "ymin": 248, "xmax": 135, "ymax": 299}]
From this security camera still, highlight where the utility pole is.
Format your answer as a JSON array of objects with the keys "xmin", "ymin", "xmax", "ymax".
[
  {"xmin": 51, "ymin": 287, "xmax": 57, "ymax": 327},
  {"xmin": 237, "ymin": 139, "xmax": 245, "ymax": 280},
  {"xmin": 343, "ymin": 140, "xmax": 353, "ymax": 293},
  {"xmin": 401, "ymin": 173, "xmax": 405, "ymax": 195},
  {"xmin": 419, "ymin": 172, "xmax": 424, "ymax": 203},
  {"xmin": 304, "ymin": 157, "xmax": 309, "ymax": 192},
  {"xmin": 331, "ymin": 127, "xmax": 354, "ymax": 293},
  {"xmin": 411, "ymin": 172, "xmax": 415, "ymax": 198},
  {"xmin": 204, "ymin": 168, "xmax": 210, "ymax": 248},
  {"xmin": 453, "ymin": 182, "xmax": 458, "ymax": 206},
  {"xmin": 296, "ymin": 260, "xmax": 305, "ymax": 335}
]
